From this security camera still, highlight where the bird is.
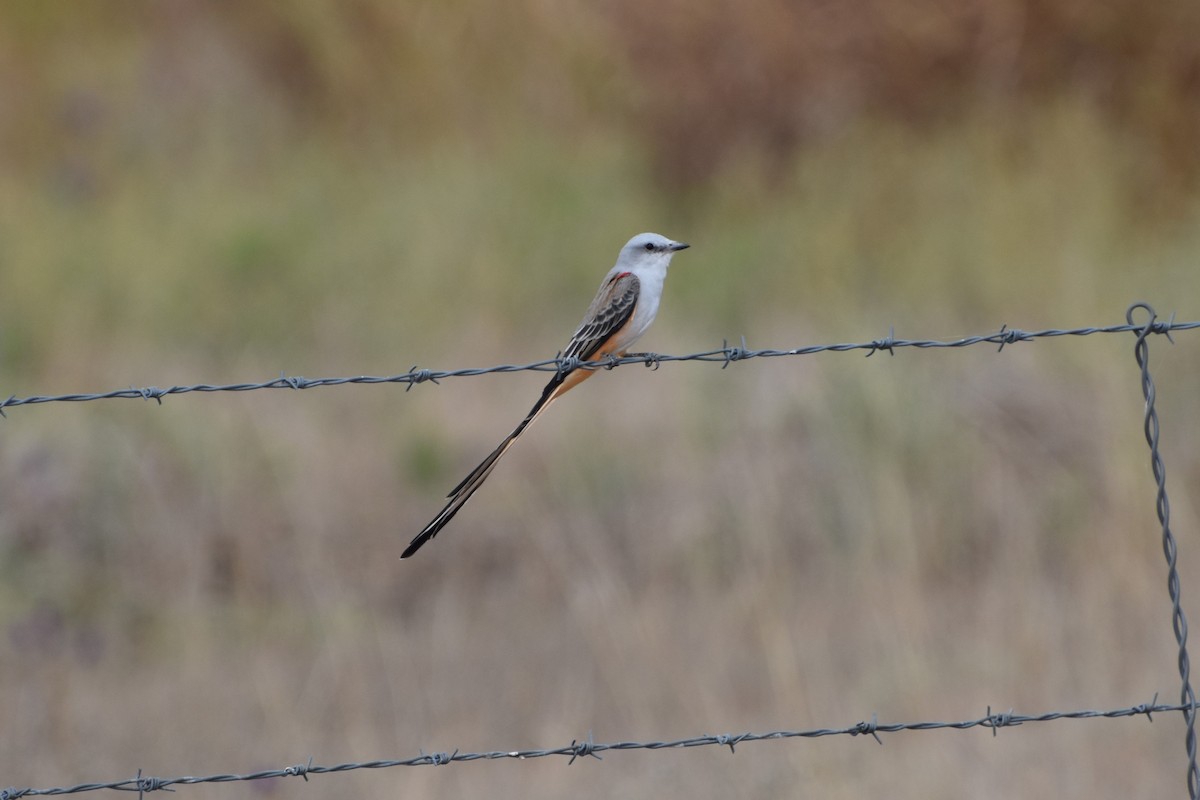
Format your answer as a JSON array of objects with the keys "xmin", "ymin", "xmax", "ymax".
[{"xmin": 402, "ymin": 232, "xmax": 690, "ymax": 558}]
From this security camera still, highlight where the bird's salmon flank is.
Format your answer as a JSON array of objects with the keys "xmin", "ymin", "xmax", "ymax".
[{"xmin": 403, "ymin": 233, "xmax": 689, "ymax": 558}]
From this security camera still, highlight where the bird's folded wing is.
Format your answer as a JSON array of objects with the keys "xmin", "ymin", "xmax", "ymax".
[{"xmin": 563, "ymin": 272, "xmax": 640, "ymax": 361}]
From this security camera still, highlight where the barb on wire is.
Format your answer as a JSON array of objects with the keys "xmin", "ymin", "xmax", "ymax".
[
  {"xmin": 2, "ymin": 316, "xmax": 1198, "ymax": 414},
  {"xmin": 1127, "ymin": 302, "xmax": 1200, "ymax": 798},
  {"xmin": 2, "ymin": 699, "xmax": 1191, "ymax": 798}
]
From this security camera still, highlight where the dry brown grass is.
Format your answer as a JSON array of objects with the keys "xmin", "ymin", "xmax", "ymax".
[
  {"xmin": 4, "ymin": 333, "xmax": 1199, "ymax": 797},
  {"xmin": 605, "ymin": 0, "xmax": 1200, "ymax": 190},
  {"xmin": 4, "ymin": 3, "xmax": 1200, "ymax": 797}
]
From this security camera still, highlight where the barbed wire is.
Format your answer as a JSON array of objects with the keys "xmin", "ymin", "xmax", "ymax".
[
  {"xmin": 1, "ymin": 697, "xmax": 1189, "ymax": 799},
  {"xmin": 2, "ymin": 304, "xmax": 1197, "ymax": 797},
  {"xmin": 1, "ymin": 315, "xmax": 1196, "ymax": 415},
  {"xmin": 1128, "ymin": 302, "xmax": 1199, "ymax": 796}
]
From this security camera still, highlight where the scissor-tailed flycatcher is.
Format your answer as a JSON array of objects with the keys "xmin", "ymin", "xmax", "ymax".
[{"xmin": 402, "ymin": 232, "xmax": 689, "ymax": 558}]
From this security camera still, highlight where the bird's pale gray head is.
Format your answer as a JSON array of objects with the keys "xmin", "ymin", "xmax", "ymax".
[{"xmin": 618, "ymin": 232, "xmax": 689, "ymax": 267}]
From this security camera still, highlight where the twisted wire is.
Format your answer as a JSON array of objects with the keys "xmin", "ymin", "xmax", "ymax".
[
  {"xmin": 2, "ymin": 317, "xmax": 1196, "ymax": 415},
  {"xmin": 1, "ymin": 698, "xmax": 1186, "ymax": 798},
  {"xmin": 1127, "ymin": 302, "xmax": 1199, "ymax": 798}
]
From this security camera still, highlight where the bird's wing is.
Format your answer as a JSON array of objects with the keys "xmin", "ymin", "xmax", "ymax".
[{"xmin": 563, "ymin": 271, "xmax": 641, "ymax": 361}]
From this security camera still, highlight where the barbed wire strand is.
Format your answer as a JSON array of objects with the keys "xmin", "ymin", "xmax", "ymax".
[
  {"xmin": 2, "ymin": 316, "xmax": 1196, "ymax": 415},
  {"xmin": 1, "ymin": 698, "xmax": 1189, "ymax": 799},
  {"xmin": 2, "ymin": 304, "xmax": 1197, "ymax": 799},
  {"xmin": 1128, "ymin": 302, "xmax": 1200, "ymax": 798}
]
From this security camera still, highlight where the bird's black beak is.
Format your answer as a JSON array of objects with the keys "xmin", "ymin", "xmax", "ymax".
[{"xmin": 669, "ymin": 241, "xmax": 690, "ymax": 252}]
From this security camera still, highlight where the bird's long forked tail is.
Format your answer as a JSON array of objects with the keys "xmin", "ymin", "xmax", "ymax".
[{"xmin": 401, "ymin": 377, "xmax": 571, "ymax": 558}]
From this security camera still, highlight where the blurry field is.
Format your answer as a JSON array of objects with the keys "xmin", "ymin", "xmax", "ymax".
[{"xmin": 3, "ymin": 3, "xmax": 1200, "ymax": 799}]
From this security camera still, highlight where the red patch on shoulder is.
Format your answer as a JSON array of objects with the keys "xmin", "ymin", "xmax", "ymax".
[{"xmin": 615, "ymin": 271, "xmax": 632, "ymax": 279}]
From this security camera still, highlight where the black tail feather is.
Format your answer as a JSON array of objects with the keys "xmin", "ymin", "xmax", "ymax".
[
  {"xmin": 403, "ymin": 376, "xmax": 569, "ymax": 559},
  {"xmin": 402, "ymin": 434, "xmax": 513, "ymax": 558}
]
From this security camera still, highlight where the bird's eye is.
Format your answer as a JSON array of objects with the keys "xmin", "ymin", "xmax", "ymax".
[{"xmin": 644, "ymin": 242, "xmax": 656, "ymax": 252}]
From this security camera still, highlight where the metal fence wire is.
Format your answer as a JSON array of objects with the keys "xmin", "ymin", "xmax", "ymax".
[{"xmin": 0, "ymin": 302, "xmax": 1196, "ymax": 798}]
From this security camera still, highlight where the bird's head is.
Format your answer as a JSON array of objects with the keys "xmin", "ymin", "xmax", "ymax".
[{"xmin": 618, "ymin": 232, "xmax": 690, "ymax": 271}]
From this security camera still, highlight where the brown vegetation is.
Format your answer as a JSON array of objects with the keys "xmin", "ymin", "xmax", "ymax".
[{"xmin": 2, "ymin": 2, "xmax": 1200, "ymax": 798}]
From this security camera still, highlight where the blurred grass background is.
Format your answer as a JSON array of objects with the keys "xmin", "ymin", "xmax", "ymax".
[{"xmin": 2, "ymin": 1, "xmax": 1200, "ymax": 797}]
